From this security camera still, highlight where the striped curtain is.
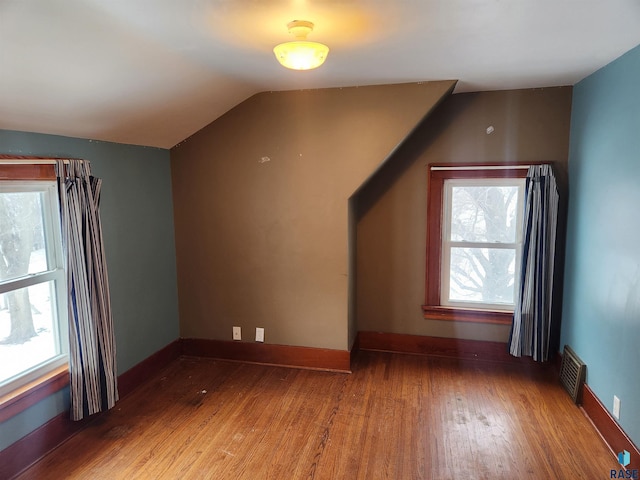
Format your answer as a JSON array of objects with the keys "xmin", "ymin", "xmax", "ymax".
[
  {"xmin": 56, "ymin": 160, "xmax": 118, "ymax": 421},
  {"xmin": 508, "ymin": 164, "xmax": 559, "ymax": 362}
]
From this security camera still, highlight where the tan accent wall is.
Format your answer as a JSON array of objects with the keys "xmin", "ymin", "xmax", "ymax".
[
  {"xmin": 355, "ymin": 87, "xmax": 572, "ymax": 342},
  {"xmin": 171, "ymin": 81, "xmax": 456, "ymax": 351}
]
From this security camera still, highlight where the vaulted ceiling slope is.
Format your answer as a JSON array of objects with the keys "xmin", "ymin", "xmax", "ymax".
[{"xmin": 1, "ymin": 0, "xmax": 639, "ymax": 149}]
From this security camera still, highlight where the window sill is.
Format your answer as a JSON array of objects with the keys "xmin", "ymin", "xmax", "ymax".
[
  {"xmin": 0, "ymin": 365, "xmax": 69, "ymax": 422},
  {"xmin": 422, "ymin": 305, "xmax": 513, "ymax": 325}
]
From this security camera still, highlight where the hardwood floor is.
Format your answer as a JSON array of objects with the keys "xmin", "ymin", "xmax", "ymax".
[{"xmin": 17, "ymin": 352, "xmax": 617, "ymax": 479}]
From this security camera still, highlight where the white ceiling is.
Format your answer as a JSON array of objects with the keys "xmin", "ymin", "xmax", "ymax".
[{"xmin": 1, "ymin": 0, "xmax": 639, "ymax": 149}]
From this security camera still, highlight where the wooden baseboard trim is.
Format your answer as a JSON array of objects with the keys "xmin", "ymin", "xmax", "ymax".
[
  {"xmin": 350, "ymin": 334, "xmax": 360, "ymax": 371},
  {"xmin": 357, "ymin": 331, "xmax": 555, "ymax": 365},
  {"xmin": 581, "ymin": 384, "xmax": 639, "ymax": 471},
  {"xmin": 0, "ymin": 412, "xmax": 92, "ymax": 480},
  {"xmin": 118, "ymin": 339, "xmax": 182, "ymax": 398},
  {"xmin": 0, "ymin": 339, "xmax": 182, "ymax": 479},
  {"xmin": 181, "ymin": 338, "xmax": 352, "ymax": 373}
]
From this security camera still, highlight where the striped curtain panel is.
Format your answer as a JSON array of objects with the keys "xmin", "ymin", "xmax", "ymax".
[
  {"xmin": 508, "ymin": 164, "xmax": 559, "ymax": 362},
  {"xmin": 56, "ymin": 160, "xmax": 118, "ymax": 421}
]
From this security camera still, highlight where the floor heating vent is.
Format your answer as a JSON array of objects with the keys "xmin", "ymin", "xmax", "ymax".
[{"xmin": 559, "ymin": 345, "xmax": 586, "ymax": 404}]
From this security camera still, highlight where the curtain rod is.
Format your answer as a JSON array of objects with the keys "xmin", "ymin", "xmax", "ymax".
[
  {"xmin": 0, "ymin": 159, "xmax": 72, "ymax": 165},
  {"xmin": 431, "ymin": 165, "xmax": 530, "ymax": 171}
]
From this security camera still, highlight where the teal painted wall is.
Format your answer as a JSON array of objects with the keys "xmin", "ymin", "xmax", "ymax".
[
  {"xmin": 0, "ymin": 130, "xmax": 180, "ymax": 450},
  {"xmin": 562, "ymin": 43, "xmax": 640, "ymax": 446}
]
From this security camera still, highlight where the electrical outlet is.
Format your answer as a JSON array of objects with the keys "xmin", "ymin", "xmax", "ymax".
[
  {"xmin": 255, "ymin": 327, "xmax": 264, "ymax": 343},
  {"xmin": 613, "ymin": 395, "xmax": 621, "ymax": 419},
  {"xmin": 232, "ymin": 326, "xmax": 241, "ymax": 341}
]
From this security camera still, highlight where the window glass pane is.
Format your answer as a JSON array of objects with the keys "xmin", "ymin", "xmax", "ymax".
[
  {"xmin": 450, "ymin": 185, "xmax": 520, "ymax": 243},
  {"xmin": 448, "ymin": 247, "xmax": 516, "ymax": 305},
  {"xmin": 0, "ymin": 191, "xmax": 48, "ymax": 282},
  {"xmin": 0, "ymin": 281, "xmax": 59, "ymax": 384}
]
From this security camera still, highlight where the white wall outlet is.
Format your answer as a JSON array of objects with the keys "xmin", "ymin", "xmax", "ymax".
[
  {"xmin": 232, "ymin": 326, "xmax": 241, "ymax": 341},
  {"xmin": 255, "ymin": 327, "xmax": 264, "ymax": 343},
  {"xmin": 613, "ymin": 395, "xmax": 621, "ymax": 419}
]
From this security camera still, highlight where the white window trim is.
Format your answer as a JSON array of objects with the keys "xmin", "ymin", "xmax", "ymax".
[
  {"xmin": 440, "ymin": 177, "xmax": 526, "ymax": 312},
  {"xmin": 0, "ymin": 181, "xmax": 68, "ymax": 398}
]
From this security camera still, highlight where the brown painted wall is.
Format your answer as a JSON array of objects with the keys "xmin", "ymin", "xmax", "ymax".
[
  {"xmin": 355, "ymin": 87, "xmax": 572, "ymax": 342},
  {"xmin": 170, "ymin": 81, "xmax": 455, "ymax": 351}
]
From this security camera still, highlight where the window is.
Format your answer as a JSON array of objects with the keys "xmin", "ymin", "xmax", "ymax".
[
  {"xmin": 0, "ymin": 178, "xmax": 68, "ymax": 397},
  {"xmin": 423, "ymin": 165, "xmax": 528, "ymax": 324}
]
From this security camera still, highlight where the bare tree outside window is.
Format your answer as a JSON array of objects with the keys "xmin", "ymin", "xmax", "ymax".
[{"xmin": 0, "ymin": 192, "xmax": 47, "ymax": 344}]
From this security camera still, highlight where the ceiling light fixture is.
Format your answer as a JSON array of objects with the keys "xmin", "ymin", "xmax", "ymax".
[{"xmin": 273, "ymin": 20, "xmax": 329, "ymax": 71}]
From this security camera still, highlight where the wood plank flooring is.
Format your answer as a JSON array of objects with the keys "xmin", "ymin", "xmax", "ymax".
[{"xmin": 17, "ymin": 351, "xmax": 617, "ymax": 479}]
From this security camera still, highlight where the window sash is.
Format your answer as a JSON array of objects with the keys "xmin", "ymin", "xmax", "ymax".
[
  {"xmin": 0, "ymin": 180, "xmax": 68, "ymax": 396},
  {"xmin": 438, "ymin": 176, "xmax": 525, "ymax": 312},
  {"xmin": 0, "ymin": 269, "xmax": 63, "ymax": 293},
  {"xmin": 447, "ymin": 241, "xmax": 519, "ymax": 249},
  {"xmin": 441, "ymin": 245, "xmax": 519, "ymax": 311}
]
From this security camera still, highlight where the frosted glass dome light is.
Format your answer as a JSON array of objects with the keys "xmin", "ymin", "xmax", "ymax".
[{"xmin": 273, "ymin": 20, "xmax": 329, "ymax": 71}]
